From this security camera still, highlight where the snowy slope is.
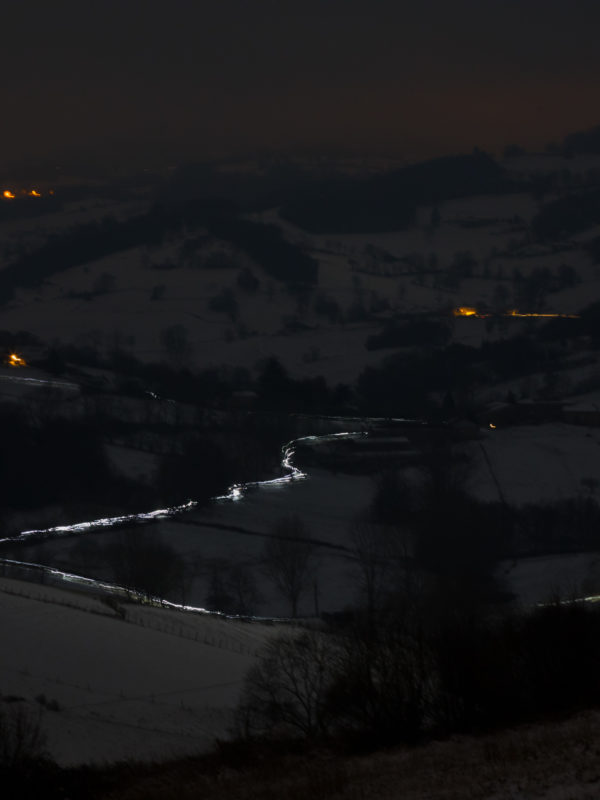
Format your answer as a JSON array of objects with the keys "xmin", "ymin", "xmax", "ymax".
[{"xmin": 0, "ymin": 577, "xmax": 283, "ymax": 765}]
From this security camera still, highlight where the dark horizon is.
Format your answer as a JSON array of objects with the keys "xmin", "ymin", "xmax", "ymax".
[{"xmin": 3, "ymin": 0, "xmax": 600, "ymax": 174}]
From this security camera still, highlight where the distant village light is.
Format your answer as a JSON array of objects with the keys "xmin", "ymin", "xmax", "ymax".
[
  {"xmin": 2, "ymin": 188, "xmax": 46, "ymax": 199},
  {"xmin": 7, "ymin": 353, "xmax": 26, "ymax": 367},
  {"xmin": 453, "ymin": 306, "xmax": 580, "ymax": 319},
  {"xmin": 453, "ymin": 306, "xmax": 478, "ymax": 317},
  {"xmin": 504, "ymin": 309, "xmax": 580, "ymax": 318}
]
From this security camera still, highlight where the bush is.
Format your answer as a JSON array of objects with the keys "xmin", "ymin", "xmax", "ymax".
[
  {"xmin": 200, "ymin": 251, "xmax": 237, "ymax": 270},
  {"xmin": 208, "ymin": 288, "xmax": 238, "ymax": 320},
  {"xmin": 0, "ymin": 704, "xmax": 47, "ymax": 768},
  {"xmin": 236, "ymin": 267, "xmax": 260, "ymax": 292},
  {"xmin": 102, "ymin": 530, "xmax": 187, "ymax": 601}
]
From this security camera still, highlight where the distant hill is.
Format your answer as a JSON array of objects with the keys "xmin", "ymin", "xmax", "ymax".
[
  {"xmin": 560, "ymin": 124, "xmax": 600, "ymax": 156},
  {"xmin": 280, "ymin": 152, "xmax": 509, "ymax": 233}
]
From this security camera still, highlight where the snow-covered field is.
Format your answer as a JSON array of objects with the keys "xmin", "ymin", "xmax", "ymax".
[
  {"xmin": 498, "ymin": 552, "xmax": 600, "ymax": 606},
  {"xmin": 2, "ymin": 155, "xmax": 599, "ymax": 384},
  {"xmin": 2, "ymin": 154, "xmax": 600, "ymax": 770},
  {"xmin": 0, "ymin": 576, "xmax": 283, "ymax": 765},
  {"xmin": 468, "ymin": 423, "xmax": 600, "ymax": 505}
]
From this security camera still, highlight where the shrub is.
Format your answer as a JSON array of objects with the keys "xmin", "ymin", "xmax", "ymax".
[
  {"xmin": 0, "ymin": 704, "xmax": 47, "ymax": 768},
  {"xmin": 208, "ymin": 289, "xmax": 238, "ymax": 320}
]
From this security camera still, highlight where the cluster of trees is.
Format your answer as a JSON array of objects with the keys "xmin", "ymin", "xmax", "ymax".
[
  {"xmin": 100, "ymin": 529, "xmax": 191, "ymax": 602},
  {"xmin": 510, "ymin": 263, "xmax": 579, "ymax": 311},
  {"xmin": 370, "ymin": 458, "xmax": 600, "ymax": 564},
  {"xmin": 155, "ymin": 435, "xmax": 234, "ymax": 506},
  {"xmin": 510, "ymin": 495, "xmax": 600, "ymax": 556},
  {"xmin": 237, "ymin": 593, "xmax": 600, "ymax": 748},
  {"xmin": 368, "ymin": 453, "xmax": 506, "ymax": 594},
  {"xmin": 356, "ymin": 333, "xmax": 561, "ymax": 418},
  {"xmin": 0, "ymin": 701, "xmax": 47, "ymax": 772},
  {"xmin": 235, "ymin": 452, "xmax": 600, "ymax": 748},
  {"xmin": 41, "ymin": 342, "xmax": 354, "ymax": 429},
  {"xmin": 205, "ymin": 559, "xmax": 262, "ymax": 616},
  {"xmin": 39, "ymin": 343, "xmax": 254, "ymax": 408},
  {"xmin": 0, "ymin": 405, "xmax": 112, "ymax": 512},
  {"xmin": 0, "ymin": 329, "xmax": 41, "ymax": 350},
  {"xmin": 280, "ymin": 174, "xmax": 416, "ymax": 234},
  {"xmin": 532, "ymin": 188, "xmax": 600, "ymax": 240},
  {"xmin": 280, "ymin": 152, "xmax": 508, "ymax": 234},
  {"xmin": 558, "ymin": 124, "xmax": 600, "ymax": 157},
  {"xmin": 208, "ymin": 216, "xmax": 318, "ymax": 286},
  {"xmin": 207, "ymin": 288, "xmax": 238, "ymax": 321},
  {"xmin": 365, "ymin": 319, "xmax": 451, "ymax": 351},
  {"xmin": 256, "ymin": 357, "xmax": 352, "ymax": 416},
  {"xmin": 540, "ymin": 299, "xmax": 600, "ymax": 346}
]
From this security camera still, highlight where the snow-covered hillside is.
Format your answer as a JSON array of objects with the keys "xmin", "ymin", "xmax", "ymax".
[
  {"xmin": 0, "ymin": 576, "xmax": 283, "ymax": 765},
  {"xmin": 1, "ymin": 154, "xmax": 599, "ymax": 383}
]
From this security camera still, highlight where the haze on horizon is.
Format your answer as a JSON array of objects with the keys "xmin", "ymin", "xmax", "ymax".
[{"xmin": 3, "ymin": 0, "xmax": 600, "ymax": 172}]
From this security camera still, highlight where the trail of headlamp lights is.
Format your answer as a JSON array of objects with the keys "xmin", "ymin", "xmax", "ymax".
[{"xmin": 0, "ymin": 426, "xmax": 370, "ymax": 618}]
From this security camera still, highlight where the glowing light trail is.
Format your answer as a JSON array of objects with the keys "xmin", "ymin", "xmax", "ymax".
[
  {"xmin": 0, "ymin": 374, "xmax": 419, "ymax": 616},
  {"xmin": 0, "ymin": 374, "xmax": 78, "ymax": 388},
  {"xmin": 2, "ymin": 189, "xmax": 48, "ymax": 200},
  {"xmin": 453, "ymin": 306, "xmax": 580, "ymax": 319},
  {"xmin": 0, "ymin": 424, "xmax": 369, "ymax": 620},
  {"xmin": 0, "ymin": 430, "xmax": 366, "ymax": 544},
  {"xmin": 504, "ymin": 309, "xmax": 580, "ymax": 318},
  {"xmin": 2, "ymin": 188, "xmax": 50, "ymax": 199}
]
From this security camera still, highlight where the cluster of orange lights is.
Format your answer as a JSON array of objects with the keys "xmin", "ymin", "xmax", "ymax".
[
  {"xmin": 453, "ymin": 307, "xmax": 579, "ymax": 319},
  {"xmin": 503, "ymin": 309, "xmax": 580, "ymax": 319},
  {"xmin": 2, "ymin": 189, "xmax": 52, "ymax": 200},
  {"xmin": 7, "ymin": 353, "xmax": 26, "ymax": 367},
  {"xmin": 453, "ymin": 306, "xmax": 479, "ymax": 317}
]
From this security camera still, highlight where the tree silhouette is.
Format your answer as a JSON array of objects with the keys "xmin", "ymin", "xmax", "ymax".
[{"xmin": 262, "ymin": 514, "xmax": 315, "ymax": 617}]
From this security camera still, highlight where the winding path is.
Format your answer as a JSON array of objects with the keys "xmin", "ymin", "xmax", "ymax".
[{"xmin": 0, "ymin": 392, "xmax": 374, "ymax": 616}]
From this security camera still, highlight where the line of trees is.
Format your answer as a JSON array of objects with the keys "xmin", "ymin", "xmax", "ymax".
[{"xmin": 236, "ymin": 589, "xmax": 600, "ymax": 749}]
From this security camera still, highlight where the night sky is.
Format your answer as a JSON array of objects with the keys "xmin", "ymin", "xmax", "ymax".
[{"xmin": 3, "ymin": 0, "xmax": 600, "ymax": 168}]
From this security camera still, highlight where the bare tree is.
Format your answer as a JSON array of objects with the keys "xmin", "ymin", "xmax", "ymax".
[
  {"xmin": 262, "ymin": 514, "xmax": 315, "ymax": 617},
  {"xmin": 228, "ymin": 563, "xmax": 263, "ymax": 615},
  {"xmin": 236, "ymin": 615, "xmax": 433, "ymax": 745},
  {"xmin": 205, "ymin": 559, "xmax": 262, "ymax": 615},
  {"xmin": 350, "ymin": 520, "xmax": 394, "ymax": 629},
  {"xmin": 328, "ymin": 616, "xmax": 433, "ymax": 745},
  {"xmin": 160, "ymin": 323, "xmax": 192, "ymax": 362},
  {"xmin": 235, "ymin": 630, "xmax": 337, "ymax": 739},
  {"xmin": 0, "ymin": 704, "xmax": 47, "ymax": 768},
  {"xmin": 352, "ymin": 520, "xmax": 417, "ymax": 625}
]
